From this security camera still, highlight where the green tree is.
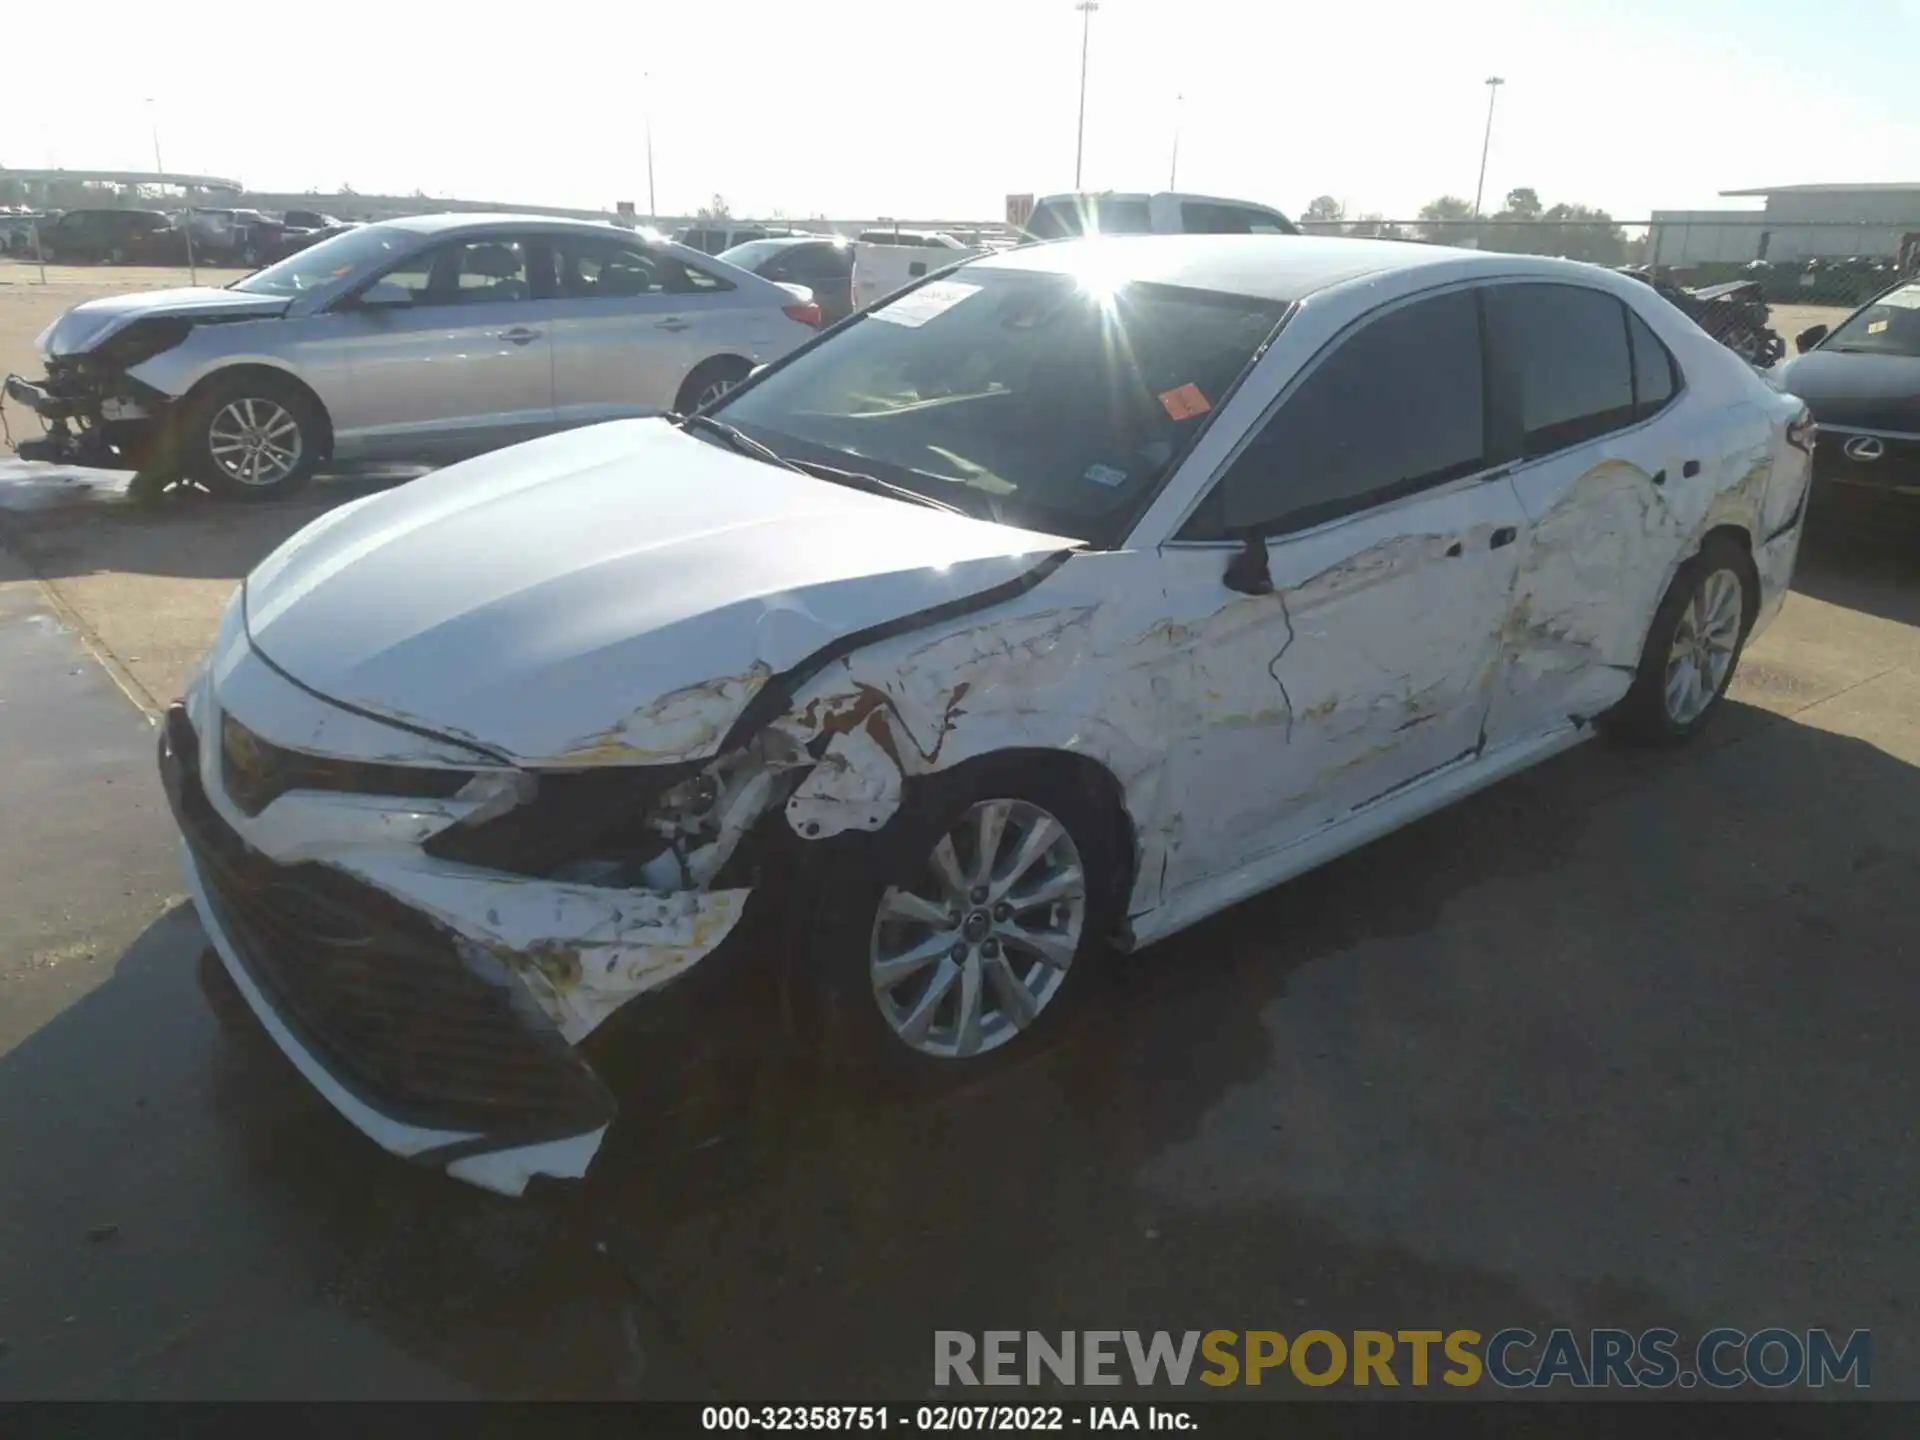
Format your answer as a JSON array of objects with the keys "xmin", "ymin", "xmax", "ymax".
[
  {"xmin": 1417, "ymin": 195, "xmax": 1477, "ymax": 246},
  {"xmin": 1503, "ymin": 186, "xmax": 1542, "ymax": 219},
  {"xmin": 1302, "ymin": 195, "xmax": 1345, "ymax": 232}
]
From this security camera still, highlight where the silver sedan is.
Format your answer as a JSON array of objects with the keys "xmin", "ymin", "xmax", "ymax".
[{"xmin": 10, "ymin": 214, "xmax": 822, "ymax": 498}]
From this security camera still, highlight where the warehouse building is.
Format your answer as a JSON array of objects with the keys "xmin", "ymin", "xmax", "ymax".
[{"xmin": 1652, "ymin": 182, "xmax": 1920, "ymax": 266}]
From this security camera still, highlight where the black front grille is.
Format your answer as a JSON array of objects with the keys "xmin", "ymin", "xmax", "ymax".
[
  {"xmin": 163, "ymin": 706, "xmax": 612, "ymax": 1141},
  {"xmin": 220, "ymin": 711, "xmax": 475, "ymax": 818},
  {"xmin": 1814, "ymin": 434, "xmax": 1920, "ymax": 490}
]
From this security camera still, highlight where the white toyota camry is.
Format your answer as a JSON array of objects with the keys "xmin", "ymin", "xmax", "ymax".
[{"xmin": 160, "ymin": 236, "xmax": 1814, "ymax": 1194}]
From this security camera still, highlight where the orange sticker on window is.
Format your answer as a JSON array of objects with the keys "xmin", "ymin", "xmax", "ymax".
[{"xmin": 1159, "ymin": 382, "xmax": 1212, "ymax": 420}]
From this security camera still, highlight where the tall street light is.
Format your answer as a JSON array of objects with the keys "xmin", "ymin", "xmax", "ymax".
[
  {"xmin": 1074, "ymin": 1, "xmax": 1099, "ymax": 189},
  {"xmin": 644, "ymin": 71, "xmax": 657, "ymax": 222},
  {"xmin": 1472, "ymin": 76, "xmax": 1504, "ymax": 218},
  {"xmin": 1169, "ymin": 91, "xmax": 1183, "ymax": 189},
  {"xmin": 146, "ymin": 97, "xmax": 197, "ymax": 282}
]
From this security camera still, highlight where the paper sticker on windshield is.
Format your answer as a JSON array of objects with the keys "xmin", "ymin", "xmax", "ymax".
[
  {"xmin": 1159, "ymin": 383, "xmax": 1212, "ymax": 421},
  {"xmin": 872, "ymin": 281, "xmax": 982, "ymax": 328},
  {"xmin": 1083, "ymin": 463, "xmax": 1129, "ymax": 488},
  {"xmin": 1869, "ymin": 318, "xmax": 1890, "ymax": 334}
]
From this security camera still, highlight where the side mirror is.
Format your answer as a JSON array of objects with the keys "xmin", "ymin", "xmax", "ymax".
[
  {"xmin": 1222, "ymin": 531, "xmax": 1274, "ymax": 596},
  {"xmin": 1795, "ymin": 323, "xmax": 1828, "ymax": 354},
  {"xmin": 356, "ymin": 280, "xmax": 413, "ymax": 309}
]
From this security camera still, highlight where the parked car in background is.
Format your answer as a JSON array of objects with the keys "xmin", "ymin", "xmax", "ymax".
[
  {"xmin": 850, "ymin": 236, "xmax": 983, "ymax": 311},
  {"xmin": 1023, "ymin": 191, "xmax": 1300, "ymax": 240},
  {"xmin": 675, "ymin": 222, "xmax": 811, "ymax": 255},
  {"xmin": 181, "ymin": 208, "xmax": 311, "ymax": 266},
  {"xmin": 41, "ymin": 209, "xmax": 186, "ymax": 264},
  {"xmin": 853, "ymin": 228, "xmax": 968, "ymax": 249},
  {"xmin": 719, "ymin": 234, "xmax": 855, "ymax": 325},
  {"xmin": 6, "ymin": 214, "xmax": 819, "ymax": 496},
  {"xmin": 3, "ymin": 210, "xmax": 58, "ymax": 256},
  {"xmin": 153, "ymin": 236, "xmax": 1811, "ymax": 1193},
  {"xmin": 1771, "ymin": 275, "xmax": 1920, "ymax": 513},
  {"xmin": 262, "ymin": 220, "xmax": 360, "ymax": 264},
  {"xmin": 281, "ymin": 208, "xmax": 344, "ymax": 231}
]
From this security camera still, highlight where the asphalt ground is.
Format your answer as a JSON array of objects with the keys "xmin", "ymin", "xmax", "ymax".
[{"xmin": 0, "ymin": 264, "xmax": 1914, "ymax": 1402}]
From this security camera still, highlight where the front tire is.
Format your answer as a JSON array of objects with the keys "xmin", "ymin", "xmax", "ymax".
[
  {"xmin": 177, "ymin": 374, "xmax": 325, "ymax": 501},
  {"xmin": 801, "ymin": 761, "xmax": 1125, "ymax": 1070},
  {"xmin": 1607, "ymin": 535, "xmax": 1756, "ymax": 745}
]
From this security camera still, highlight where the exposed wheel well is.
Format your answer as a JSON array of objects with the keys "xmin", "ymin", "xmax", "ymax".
[
  {"xmin": 900, "ymin": 747, "xmax": 1142, "ymax": 920},
  {"xmin": 1696, "ymin": 523, "xmax": 1760, "ymax": 630},
  {"xmin": 177, "ymin": 365, "xmax": 334, "ymax": 459}
]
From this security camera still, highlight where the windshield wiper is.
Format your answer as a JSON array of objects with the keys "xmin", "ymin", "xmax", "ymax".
[
  {"xmin": 785, "ymin": 458, "xmax": 967, "ymax": 515},
  {"xmin": 671, "ymin": 412, "xmax": 966, "ymax": 516}
]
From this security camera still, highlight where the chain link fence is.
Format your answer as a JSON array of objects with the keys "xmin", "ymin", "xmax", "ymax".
[{"xmin": 1299, "ymin": 216, "xmax": 1920, "ymax": 367}]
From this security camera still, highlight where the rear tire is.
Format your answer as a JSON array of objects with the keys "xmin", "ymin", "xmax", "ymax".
[
  {"xmin": 176, "ymin": 373, "xmax": 326, "ymax": 501},
  {"xmin": 674, "ymin": 356, "xmax": 753, "ymax": 414},
  {"xmin": 1606, "ymin": 534, "xmax": 1756, "ymax": 746}
]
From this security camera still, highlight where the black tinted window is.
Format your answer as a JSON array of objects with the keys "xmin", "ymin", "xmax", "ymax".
[
  {"xmin": 1488, "ymin": 283, "xmax": 1635, "ymax": 455},
  {"xmin": 1182, "ymin": 202, "xmax": 1288, "ymax": 234},
  {"xmin": 1186, "ymin": 290, "xmax": 1485, "ymax": 540},
  {"xmin": 1627, "ymin": 310, "xmax": 1677, "ymax": 416},
  {"xmin": 786, "ymin": 244, "xmax": 850, "ymax": 279}
]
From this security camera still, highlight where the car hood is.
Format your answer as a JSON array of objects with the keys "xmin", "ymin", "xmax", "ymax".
[
  {"xmin": 1772, "ymin": 349, "xmax": 1920, "ymax": 432},
  {"xmin": 38, "ymin": 287, "xmax": 290, "ymax": 358},
  {"xmin": 241, "ymin": 419, "xmax": 1078, "ymax": 765}
]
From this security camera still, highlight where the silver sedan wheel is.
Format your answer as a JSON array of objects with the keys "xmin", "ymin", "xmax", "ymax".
[
  {"xmin": 1664, "ymin": 567, "xmax": 1744, "ymax": 726},
  {"xmin": 695, "ymin": 377, "xmax": 737, "ymax": 409},
  {"xmin": 207, "ymin": 398, "xmax": 303, "ymax": 487},
  {"xmin": 868, "ymin": 798, "xmax": 1087, "ymax": 1060}
]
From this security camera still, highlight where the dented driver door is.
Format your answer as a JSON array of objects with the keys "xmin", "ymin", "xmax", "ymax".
[{"xmin": 1149, "ymin": 286, "xmax": 1529, "ymax": 895}]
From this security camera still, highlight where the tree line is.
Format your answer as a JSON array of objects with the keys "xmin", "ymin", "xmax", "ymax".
[{"xmin": 1300, "ymin": 189, "xmax": 1641, "ymax": 267}]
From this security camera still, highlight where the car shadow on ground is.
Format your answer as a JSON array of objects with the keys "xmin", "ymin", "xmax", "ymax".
[
  {"xmin": 1793, "ymin": 513, "xmax": 1920, "ymax": 627},
  {"xmin": 3, "ymin": 700, "xmax": 1915, "ymax": 1400}
]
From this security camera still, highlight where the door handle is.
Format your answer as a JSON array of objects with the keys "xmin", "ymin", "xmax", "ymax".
[
  {"xmin": 1683, "ymin": 459, "xmax": 1702, "ymax": 478},
  {"xmin": 656, "ymin": 317, "xmax": 692, "ymax": 332},
  {"xmin": 499, "ymin": 327, "xmax": 540, "ymax": 345},
  {"xmin": 1490, "ymin": 526, "xmax": 1518, "ymax": 549}
]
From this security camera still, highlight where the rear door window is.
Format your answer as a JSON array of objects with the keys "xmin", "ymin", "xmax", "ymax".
[
  {"xmin": 1181, "ymin": 202, "xmax": 1290, "ymax": 234},
  {"xmin": 1486, "ymin": 283, "xmax": 1636, "ymax": 457}
]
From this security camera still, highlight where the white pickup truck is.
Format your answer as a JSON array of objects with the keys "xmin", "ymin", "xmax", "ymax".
[{"xmin": 847, "ymin": 192, "xmax": 1301, "ymax": 313}]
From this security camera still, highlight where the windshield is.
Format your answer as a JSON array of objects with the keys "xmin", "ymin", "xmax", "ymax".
[
  {"xmin": 1027, "ymin": 197, "xmax": 1153, "ymax": 239},
  {"xmin": 1824, "ymin": 281, "xmax": 1920, "ymax": 357},
  {"xmin": 719, "ymin": 239, "xmax": 803, "ymax": 271},
  {"xmin": 233, "ymin": 223, "xmax": 419, "ymax": 296},
  {"xmin": 713, "ymin": 264, "xmax": 1287, "ymax": 545}
]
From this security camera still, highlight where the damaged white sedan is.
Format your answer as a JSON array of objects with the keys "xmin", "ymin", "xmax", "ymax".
[{"xmin": 159, "ymin": 236, "xmax": 1814, "ymax": 1195}]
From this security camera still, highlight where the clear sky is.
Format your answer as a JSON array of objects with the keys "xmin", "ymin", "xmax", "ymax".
[{"xmin": 9, "ymin": 0, "xmax": 1920, "ymax": 222}]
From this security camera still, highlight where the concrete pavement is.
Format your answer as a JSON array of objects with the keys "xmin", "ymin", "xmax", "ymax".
[{"xmin": 0, "ymin": 489, "xmax": 1915, "ymax": 1399}]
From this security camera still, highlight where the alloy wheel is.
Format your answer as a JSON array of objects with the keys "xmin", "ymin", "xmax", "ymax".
[
  {"xmin": 868, "ymin": 798, "xmax": 1087, "ymax": 1060},
  {"xmin": 1664, "ymin": 567, "xmax": 1744, "ymax": 725},
  {"xmin": 207, "ymin": 398, "xmax": 303, "ymax": 488},
  {"xmin": 695, "ymin": 377, "xmax": 737, "ymax": 409}
]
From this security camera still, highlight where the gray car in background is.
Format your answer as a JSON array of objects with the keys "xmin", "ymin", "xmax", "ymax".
[
  {"xmin": 7, "ymin": 214, "xmax": 821, "ymax": 498},
  {"xmin": 718, "ymin": 234, "xmax": 856, "ymax": 326}
]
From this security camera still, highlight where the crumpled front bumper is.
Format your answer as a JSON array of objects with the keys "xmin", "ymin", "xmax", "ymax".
[
  {"xmin": 4, "ymin": 368, "xmax": 162, "ymax": 467},
  {"xmin": 158, "ymin": 670, "xmax": 754, "ymax": 1195}
]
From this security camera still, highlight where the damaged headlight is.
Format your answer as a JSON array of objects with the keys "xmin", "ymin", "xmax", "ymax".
[{"xmin": 85, "ymin": 317, "xmax": 194, "ymax": 372}]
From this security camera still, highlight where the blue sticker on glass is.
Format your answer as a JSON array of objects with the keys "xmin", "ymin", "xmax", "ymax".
[{"xmin": 1084, "ymin": 463, "xmax": 1129, "ymax": 488}]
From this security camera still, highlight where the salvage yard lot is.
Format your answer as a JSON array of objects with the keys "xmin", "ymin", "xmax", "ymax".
[{"xmin": 1, "ymin": 263, "xmax": 1917, "ymax": 1399}]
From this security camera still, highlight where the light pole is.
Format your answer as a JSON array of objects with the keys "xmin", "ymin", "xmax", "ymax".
[
  {"xmin": 1472, "ymin": 76, "xmax": 1504, "ymax": 218},
  {"xmin": 146, "ymin": 97, "xmax": 197, "ymax": 282},
  {"xmin": 644, "ymin": 71, "xmax": 657, "ymax": 223},
  {"xmin": 1169, "ymin": 91, "xmax": 1183, "ymax": 189},
  {"xmin": 1073, "ymin": 0, "xmax": 1099, "ymax": 189}
]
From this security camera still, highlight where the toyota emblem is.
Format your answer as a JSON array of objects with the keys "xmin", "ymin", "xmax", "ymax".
[{"xmin": 1844, "ymin": 435, "xmax": 1886, "ymax": 463}]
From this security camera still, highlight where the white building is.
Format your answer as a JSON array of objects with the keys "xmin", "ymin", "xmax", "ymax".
[{"xmin": 1651, "ymin": 183, "xmax": 1920, "ymax": 266}]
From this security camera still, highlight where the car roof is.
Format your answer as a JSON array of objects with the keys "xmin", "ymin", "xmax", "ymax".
[
  {"xmin": 970, "ymin": 234, "xmax": 1616, "ymax": 302},
  {"xmin": 379, "ymin": 212, "xmax": 631, "ymax": 236}
]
